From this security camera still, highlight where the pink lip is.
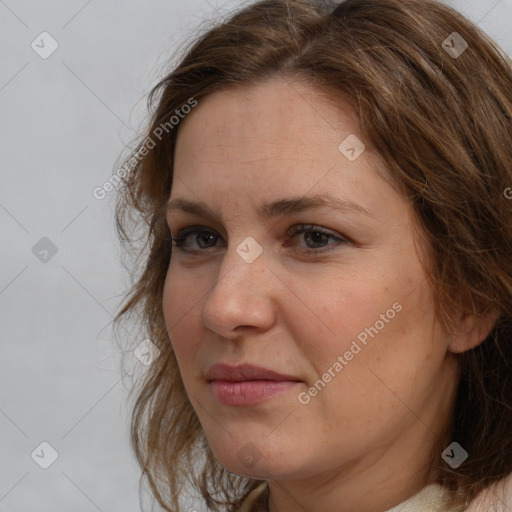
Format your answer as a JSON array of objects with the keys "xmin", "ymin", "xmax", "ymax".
[{"xmin": 206, "ymin": 363, "xmax": 301, "ymax": 406}]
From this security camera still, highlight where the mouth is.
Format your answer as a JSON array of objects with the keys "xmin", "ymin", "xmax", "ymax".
[{"xmin": 206, "ymin": 363, "xmax": 302, "ymax": 406}]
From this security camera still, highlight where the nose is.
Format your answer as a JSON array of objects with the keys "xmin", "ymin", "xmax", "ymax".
[{"xmin": 201, "ymin": 244, "xmax": 276, "ymax": 339}]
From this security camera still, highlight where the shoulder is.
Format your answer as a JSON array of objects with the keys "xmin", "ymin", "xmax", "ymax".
[{"xmin": 465, "ymin": 473, "xmax": 512, "ymax": 512}]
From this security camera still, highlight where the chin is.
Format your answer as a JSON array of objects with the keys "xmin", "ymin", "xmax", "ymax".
[{"xmin": 208, "ymin": 438, "xmax": 305, "ymax": 480}]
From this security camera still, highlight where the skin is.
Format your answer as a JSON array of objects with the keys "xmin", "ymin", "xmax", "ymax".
[{"xmin": 162, "ymin": 75, "xmax": 494, "ymax": 512}]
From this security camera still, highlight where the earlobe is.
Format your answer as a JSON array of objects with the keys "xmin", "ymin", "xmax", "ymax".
[{"xmin": 448, "ymin": 307, "xmax": 500, "ymax": 354}]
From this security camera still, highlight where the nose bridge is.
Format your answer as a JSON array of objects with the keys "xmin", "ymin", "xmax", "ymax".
[
  {"xmin": 214, "ymin": 235, "xmax": 268, "ymax": 298},
  {"xmin": 201, "ymin": 235, "xmax": 274, "ymax": 334}
]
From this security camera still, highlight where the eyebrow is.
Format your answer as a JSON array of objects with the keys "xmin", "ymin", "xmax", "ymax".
[{"xmin": 166, "ymin": 194, "xmax": 374, "ymax": 223}]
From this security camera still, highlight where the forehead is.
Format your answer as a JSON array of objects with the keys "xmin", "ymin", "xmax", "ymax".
[
  {"xmin": 175, "ymin": 76, "xmax": 361, "ymax": 164},
  {"xmin": 174, "ymin": 77, "xmax": 374, "ymax": 180},
  {"xmin": 170, "ymin": 76, "xmax": 403, "ymax": 225}
]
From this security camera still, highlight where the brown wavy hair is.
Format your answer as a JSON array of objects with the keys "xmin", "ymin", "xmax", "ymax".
[{"xmin": 114, "ymin": 0, "xmax": 512, "ymax": 510}]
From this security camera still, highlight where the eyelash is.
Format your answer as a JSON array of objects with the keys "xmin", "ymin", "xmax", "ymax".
[{"xmin": 170, "ymin": 224, "xmax": 348, "ymax": 258}]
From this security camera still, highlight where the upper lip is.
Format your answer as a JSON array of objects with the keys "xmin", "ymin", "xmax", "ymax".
[{"xmin": 206, "ymin": 363, "xmax": 301, "ymax": 382}]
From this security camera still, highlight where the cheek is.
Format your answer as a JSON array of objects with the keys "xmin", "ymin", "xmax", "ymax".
[
  {"xmin": 284, "ymin": 273, "xmax": 392, "ymax": 368},
  {"xmin": 162, "ymin": 267, "xmax": 205, "ymax": 361},
  {"xmin": 331, "ymin": 291, "xmax": 440, "ymax": 413},
  {"xmin": 292, "ymin": 265, "xmax": 441, "ymax": 400}
]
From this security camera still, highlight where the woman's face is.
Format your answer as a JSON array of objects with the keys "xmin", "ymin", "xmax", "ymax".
[{"xmin": 163, "ymin": 76, "xmax": 458, "ymax": 486}]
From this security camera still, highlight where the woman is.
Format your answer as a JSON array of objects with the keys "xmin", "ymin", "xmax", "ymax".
[{"xmin": 115, "ymin": 0, "xmax": 512, "ymax": 510}]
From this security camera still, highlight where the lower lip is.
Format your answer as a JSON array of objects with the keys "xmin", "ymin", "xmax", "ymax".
[{"xmin": 209, "ymin": 380, "xmax": 299, "ymax": 406}]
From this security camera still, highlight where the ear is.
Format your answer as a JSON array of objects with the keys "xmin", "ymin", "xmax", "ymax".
[{"xmin": 448, "ymin": 306, "xmax": 500, "ymax": 354}]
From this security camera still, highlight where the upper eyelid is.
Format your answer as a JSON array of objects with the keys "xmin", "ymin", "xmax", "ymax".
[
  {"xmin": 171, "ymin": 224, "xmax": 337, "ymax": 234},
  {"xmin": 171, "ymin": 224, "xmax": 219, "ymax": 236}
]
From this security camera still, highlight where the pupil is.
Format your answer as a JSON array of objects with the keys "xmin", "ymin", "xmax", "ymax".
[
  {"xmin": 305, "ymin": 231, "xmax": 328, "ymax": 248},
  {"xmin": 198, "ymin": 232, "xmax": 215, "ymax": 248}
]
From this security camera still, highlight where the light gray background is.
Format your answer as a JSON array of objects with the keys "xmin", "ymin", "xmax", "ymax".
[{"xmin": 1, "ymin": 1, "xmax": 511, "ymax": 511}]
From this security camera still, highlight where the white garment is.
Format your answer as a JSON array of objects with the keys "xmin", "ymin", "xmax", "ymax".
[
  {"xmin": 238, "ymin": 482, "xmax": 450, "ymax": 512},
  {"xmin": 238, "ymin": 473, "xmax": 512, "ymax": 511},
  {"xmin": 465, "ymin": 473, "xmax": 512, "ymax": 512},
  {"xmin": 385, "ymin": 483, "xmax": 451, "ymax": 511}
]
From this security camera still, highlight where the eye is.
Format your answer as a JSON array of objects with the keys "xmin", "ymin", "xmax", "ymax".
[
  {"xmin": 285, "ymin": 224, "xmax": 348, "ymax": 256},
  {"xmin": 171, "ymin": 225, "xmax": 223, "ymax": 252},
  {"xmin": 171, "ymin": 223, "xmax": 348, "ymax": 257}
]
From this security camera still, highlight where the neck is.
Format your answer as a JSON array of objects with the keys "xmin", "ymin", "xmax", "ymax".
[
  {"xmin": 266, "ymin": 359, "xmax": 457, "ymax": 512},
  {"xmin": 267, "ymin": 447, "xmax": 440, "ymax": 512}
]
